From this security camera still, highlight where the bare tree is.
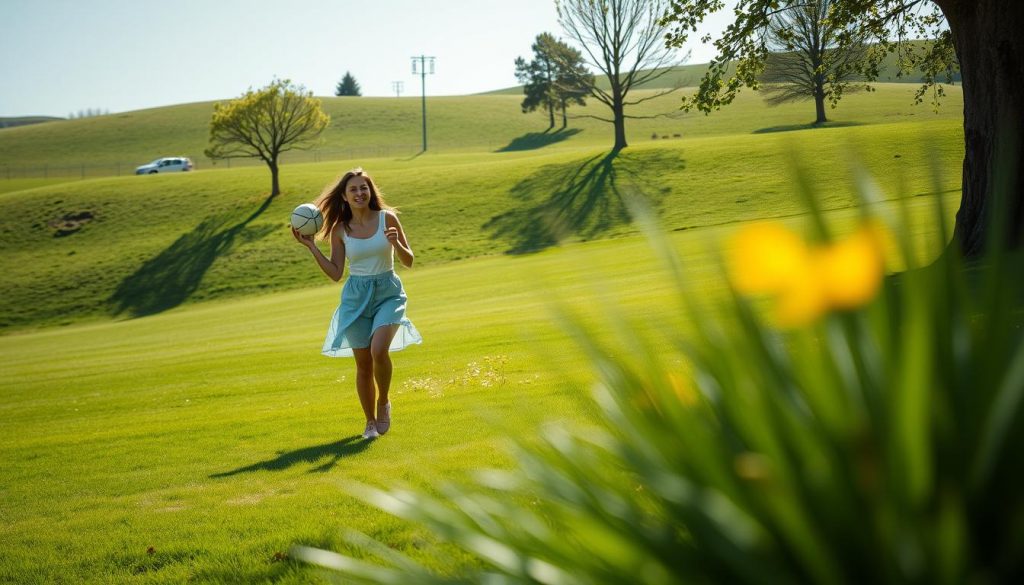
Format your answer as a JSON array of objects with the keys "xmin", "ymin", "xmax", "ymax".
[
  {"xmin": 758, "ymin": 0, "xmax": 869, "ymax": 125},
  {"xmin": 556, "ymin": 0, "xmax": 684, "ymax": 151}
]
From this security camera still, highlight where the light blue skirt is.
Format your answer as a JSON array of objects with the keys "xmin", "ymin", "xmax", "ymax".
[{"xmin": 322, "ymin": 271, "xmax": 423, "ymax": 358}]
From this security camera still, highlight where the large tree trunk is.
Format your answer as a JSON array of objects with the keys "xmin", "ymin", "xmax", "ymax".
[
  {"xmin": 269, "ymin": 158, "xmax": 280, "ymax": 197},
  {"xmin": 813, "ymin": 73, "xmax": 828, "ymax": 125},
  {"xmin": 612, "ymin": 94, "xmax": 628, "ymax": 151},
  {"xmin": 941, "ymin": 0, "xmax": 1024, "ymax": 258},
  {"xmin": 813, "ymin": 90, "xmax": 828, "ymax": 125}
]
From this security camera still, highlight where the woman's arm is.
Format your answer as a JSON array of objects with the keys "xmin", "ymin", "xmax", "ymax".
[
  {"xmin": 292, "ymin": 225, "xmax": 346, "ymax": 281},
  {"xmin": 384, "ymin": 211, "xmax": 414, "ymax": 268}
]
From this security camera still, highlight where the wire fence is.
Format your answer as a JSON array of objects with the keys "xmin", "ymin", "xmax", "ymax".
[{"xmin": 0, "ymin": 143, "xmax": 430, "ymax": 180}]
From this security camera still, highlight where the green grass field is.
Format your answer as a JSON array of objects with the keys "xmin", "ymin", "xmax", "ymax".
[
  {"xmin": 0, "ymin": 82, "xmax": 966, "ymax": 582},
  {"xmin": 0, "ymin": 194, "xmax": 957, "ymax": 583}
]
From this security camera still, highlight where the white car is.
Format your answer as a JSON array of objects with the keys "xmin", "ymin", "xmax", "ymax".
[{"xmin": 135, "ymin": 157, "xmax": 194, "ymax": 175}]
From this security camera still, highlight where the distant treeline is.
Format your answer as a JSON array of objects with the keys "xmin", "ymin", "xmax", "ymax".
[{"xmin": 0, "ymin": 116, "xmax": 63, "ymax": 130}]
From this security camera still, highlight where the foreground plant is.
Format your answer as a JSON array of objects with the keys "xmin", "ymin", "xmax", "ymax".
[{"xmin": 295, "ymin": 164, "xmax": 1024, "ymax": 583}]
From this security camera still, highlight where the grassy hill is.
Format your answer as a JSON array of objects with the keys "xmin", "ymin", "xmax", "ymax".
[
  {"xmin": 0, "ymin": 83, "xmax": 961, "ymax": 176},
  {"xmin": 0, "ymin": 62, "xmax": 971, "ymax": 582},
  {"xmin": 0, "ymin": 83, "xmax": 964, "ymax": 332},
  {"xmin": 0, "ymin": 110, "xmax": 962, "ymax": 332}
]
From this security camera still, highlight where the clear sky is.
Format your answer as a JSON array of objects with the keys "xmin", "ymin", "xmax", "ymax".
[{"xmin": 2, "ymin": 0, "xmax": 734, "ymax": 118}]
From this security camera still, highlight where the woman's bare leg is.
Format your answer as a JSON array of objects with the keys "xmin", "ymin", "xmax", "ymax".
[
  {"xmin": 352, "ymin": 348, "xmax": 376, "ymax": 423},
  {"xmin": 370, "ymin": 325, "xmax": 400, "ymax": 407}
]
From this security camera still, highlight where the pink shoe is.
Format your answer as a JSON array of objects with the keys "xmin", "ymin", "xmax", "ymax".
[{"xmin": 376, "ymin": 401, "xmax": 391, "ymax": 435}]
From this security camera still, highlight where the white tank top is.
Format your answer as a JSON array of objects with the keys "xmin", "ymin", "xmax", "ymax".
[{"xmin": 342, "ymin": 211, "xmax": 394, "ymax": 276}]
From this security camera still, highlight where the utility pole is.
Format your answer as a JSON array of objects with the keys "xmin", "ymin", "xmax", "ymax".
[
  {"xmin": 392, "ymin": 81, "xmax": 404, "ymax": 98},
  {"xmin": 411, "ymin": 55, "xmax": 435, "ymax": 152}
]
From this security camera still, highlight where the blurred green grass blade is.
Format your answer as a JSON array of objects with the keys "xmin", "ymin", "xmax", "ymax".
[
  {"xmin": 621, "ymin": 185, "xmax": 733, "ymax": 375},
  {"xmin": 707, "ymin": 300, "xmax": 847, "ymax": 584},
  {"xmin": 893, "ymin": 269, "xmax": 934, "ymax": 507},
  {"xmin": 787, "ymin": 152, "xmax": 831, "ymax": 243},
  {"xmin": 291, "ymin": 544, "xmax": 457, "ymax": 585},
  {"xmin": 935, "ymin": 489, "xmax": 968, "ymax": 585},
  {"xmin": 971, "ymin": 338, "xmax": 1024, "ymax": 489}
]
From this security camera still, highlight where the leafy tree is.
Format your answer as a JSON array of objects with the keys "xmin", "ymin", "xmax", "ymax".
[
  {"xmin": 205, "ymin": 79, "xmax": 330, "ymax": 197},
  {"xmin": 557, "ymin": 0, "xmax": 683, "ymax": 151},
  {"xmin": 661, "ymin": 0, "xmax": 1022, "ymax": 258},
  {"xmin": 335, "ymin": 72, "xmax": 362, "ymax": 97},
  {"xmin": 757, "ymin": 0, "xmax": 870, "ymax": 125},
  {"xmin": 515, "ymin": 33, "xmax": 594, "ymax": 129},
  {"xmin": 514, "ymin": 54, "xmax": 557, "ymax": 128},
  {"xmin": 550, "ymin": 38, "xmax": 594, "ymax": 128}
]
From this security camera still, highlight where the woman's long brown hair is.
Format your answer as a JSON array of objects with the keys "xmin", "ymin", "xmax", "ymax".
[{"xmin": 314, "ymin": 167, "xmax": 393, "ymax": 239}]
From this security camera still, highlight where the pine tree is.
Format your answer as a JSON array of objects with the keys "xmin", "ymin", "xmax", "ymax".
[
  {"xmin": 335, "ymin": 72, "xmax": 362, "ymax": 97},
  {"xmin": 514, "ymin": 33, "xmax": 593, "ymax": 129}
]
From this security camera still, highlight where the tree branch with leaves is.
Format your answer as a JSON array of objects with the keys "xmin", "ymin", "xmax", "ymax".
[{"xmin": 661, "ymin": 0, "xmax": 1024, "ymax": 259}]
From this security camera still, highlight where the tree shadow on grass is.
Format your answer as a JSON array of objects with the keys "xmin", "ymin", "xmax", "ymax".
[
  {"xmin": 108, "ymin": 195, "xmax": 278, "ymax": 318},
  {"xmin": 496, "ymin": 128, "xmax": 582, "ymax": 152},
  {"xmin": 484, "ymin": 148, "xmax": 684, "ymax": 254},
  {"xmin": 209, "ymin": 435, "xmax": 371, "ymax": 478},
  {"xmin": 753, "ymin": 121, "xmax": 864, "ymax": 134}
]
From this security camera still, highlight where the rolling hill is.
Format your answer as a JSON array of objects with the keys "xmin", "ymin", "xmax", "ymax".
[
  {"xmin": 0, "ymin": 82, "xmax": 964, "ymax": 332},
  {"xmin": 0, "ymin": 83, "xmax": 962, "ymax": 177},
  {"xmin": 0, "ymin": 56, "xmax": 970, "ymax": 584}
]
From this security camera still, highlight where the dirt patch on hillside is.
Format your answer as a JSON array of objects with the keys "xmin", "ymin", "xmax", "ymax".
[{"xmin": 49, "ymin": 210, "xmax": 94, "ymax": 237}]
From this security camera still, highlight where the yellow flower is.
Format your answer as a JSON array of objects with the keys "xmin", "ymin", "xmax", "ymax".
[
  {"xmin": 729, "ymin": 221, "xmax": 887, "ymax": 327},
  {"xmin": 729, "ymin": 222, "xmax": 811, "ymax": 295},
  {"xmin": 815, "ymin": 223, "xmax": 886, "ymax": 309},
  {"xmin": 774, "ymin": 262, "xmax": 828, "ymax": 327}
]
